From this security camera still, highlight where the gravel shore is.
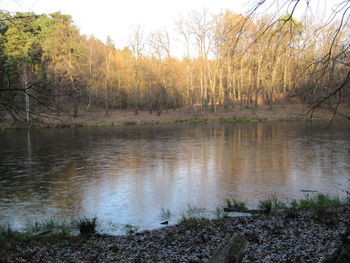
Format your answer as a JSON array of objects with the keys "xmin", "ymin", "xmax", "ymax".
[{"xmin": 5, "ymin": 206, "xmax": 349, "ymax": 263}]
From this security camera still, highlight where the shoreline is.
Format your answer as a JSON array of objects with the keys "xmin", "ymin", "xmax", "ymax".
[
  {"xmin": 2, "ymin": 194, "xmax": 349, "ymax": 262},
  {"xmin": 1, "ymin": 104, "xmax": 349, "ymax": 129},
  {"xmin": 3, "ymin": 207, "xmax": 348, "ymax": 262}
]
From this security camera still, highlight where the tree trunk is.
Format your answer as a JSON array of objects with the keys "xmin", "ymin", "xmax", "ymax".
[
  {"xmin": 0, "ymin": 61, "xmax": 5, "ymax": 105},
  {"xmin": 200, "ymin": 59, "xmax": 204, "ymax": 110},
  {"xmin": 21, "ymin": 63, "xmax": 30, "ymax": 124},
  {"xmin": 73, "ymin": 95, "xmax": 78, "ymax": 118},
  {"xmin": 87, "ymin": 43, "xmax": 93, "ymax": 112},
  {"xmin": 134, "ymin": 67, "xmax": 139, "ymax": 115},
  {"xmin": 208, "ymin": 233, "xmax": 248, "ymax": 263},
  {"xmin": 255, "ymin": 57, "xmax": 262, "ymax": 108},
  {"xmin": 53, "ymin": 70, "xmax": 61, "ymax": 116},
  {"xmin": 224, "ymin": 60, "xmax": 231, "ymax": 111},
  {"xmin": 134, "ymin": 85, "xmax": 139, "ymax": 115},
  {"xmin": 72, "ymin": 81, "xmax": 78, "ymax": 118},
  {"xmin": 283, "ymin": 55, "xmax": 288, "ymax": 105},
  {"xmin": 324, "ymin": 226, "xmax": 350, "ymax": 263},
  {"xmin": 105, "ymin": 80, "xmax": 109, "ymax": 117},
  {"xmin": 248, "ymin": 68, "xmax": 252, "ymax": 108},
  {"xmin": 25, "ymin": 84, "xmax": 30, "ymax": 123},
  {"xmin": 240, "ymin": 59, "xmax": 244, "ymax": 109},
  {"xmin": 269, "ymin": 57, "xmax": 279, "ymax": 109}
]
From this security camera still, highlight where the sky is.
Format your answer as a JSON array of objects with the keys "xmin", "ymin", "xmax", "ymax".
[
  {"xmin": 1, "ymin": 0, "xmax": 338, "ymax": 56},
  {"xmin": 1, "ymin": 0, "xmax": 250, "ymax": 51}
]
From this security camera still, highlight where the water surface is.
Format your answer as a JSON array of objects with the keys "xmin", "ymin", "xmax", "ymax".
[{"xmin": 0, "ymin": 121, "xmax": 349, "ymax": 232}]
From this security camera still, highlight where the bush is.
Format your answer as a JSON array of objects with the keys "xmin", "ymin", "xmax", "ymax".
[
  {"xmin": 123, "ymin": 224, "xmax": 138, "ymax": 235},
  {"xmin": 0, "ymin": 223, "xmax": 32, "ymax": 240},
  {"xmin": 258, "ymin": 199, "xmax": 273, "ymax": 214},
  {"xmin": 258, "ymin": 194, "xmax": 287, "ymax": 214},
  {"xmin": 297, "ymin": 193, "xmax": 343, "ymax": 218},
  {"xmin": 25, "ymin": 218, "xmax": 71, "ymax": 235},
  {"xmin": 298, "ymin": 193, "xmax": 342, "ymax": 210},
  {"xmin": 124, "ymin": 121, "xmax": 138, "ymax": 125},
  {"xmin": 178, "ymin": 217, "xmax": 207, "ymax": 231},
  {"xmin": 215, "ymin": 207, "xmax": 228, "ymax": 219},
  {"xmin": 225, "ymin": 198, "xmax": 247, "ymax": 211},
  {"xmin": 182, "ymin": 204, "xmax": 206, "ymax": 218},
  {"xmin": 74, "ymin": 217, "xmax": 97, "ymax": 235},
  {"xmin": 159, "ymin": 208, "xmax": 172, "ymax": 221}
]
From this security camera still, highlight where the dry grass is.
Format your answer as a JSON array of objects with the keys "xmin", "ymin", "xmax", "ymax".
[{"xmin": 7, "ymin": 103, "xmax": 346, "ymax": 129}]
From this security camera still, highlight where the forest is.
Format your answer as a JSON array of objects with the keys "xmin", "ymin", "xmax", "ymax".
[
  {"xmin": 0, "ymin": 8, "xmax": 349, "ymax": 123},
  {"xmin": 1, "ymin": 3, "xmax": 350, "ymax": 262}
]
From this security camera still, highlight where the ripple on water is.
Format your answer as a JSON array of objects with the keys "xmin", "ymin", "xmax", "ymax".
[{"xmin": 0, "ymin": 121, "xmax": 349, "ymax": 231}]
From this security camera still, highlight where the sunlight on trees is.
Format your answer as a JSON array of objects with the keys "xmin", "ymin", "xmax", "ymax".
[{"xmin": 0, "ymin": 1, "xmax": 349, "ymax": 123}]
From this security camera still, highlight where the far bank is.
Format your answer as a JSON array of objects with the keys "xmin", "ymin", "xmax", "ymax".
[{"xmin": 1, "ymin": 104, "xmax": 349, "ymax": 129}]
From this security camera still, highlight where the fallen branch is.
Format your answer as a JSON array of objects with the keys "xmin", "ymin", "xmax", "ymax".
[{"xmin": 208, "ymin": 233, "xmax": 248, "ymax": 263}]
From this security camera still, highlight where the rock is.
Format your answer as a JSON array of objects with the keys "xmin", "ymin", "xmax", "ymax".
[
  {"xmin": 324, "ymin": 244, "xmax": 350, "ymax": 263},
  {"xmin": 223, "ymin": 208, "xmax": 260, "ymax": 214},
  {"xmin": 324, "ymin": 228, "xmax": 350, "ymax": 263},
  {"xmin": 6, "ymin": 206, "xmax": 350, "ymax": 263},
  {"xmin": 33, "ymin": 230, "xmax": 52, "ymax": 236},
  {"xmin": 207, "ymin": 233, "xmax": 248, "ymax": 263}
]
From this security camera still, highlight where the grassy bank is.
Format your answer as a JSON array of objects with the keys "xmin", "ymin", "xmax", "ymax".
[
  {"xmin": 1, "ymin": 193, "xmax": 349, "ymax": 262},
  {"xmin": 1, "ymin": 193, "xmax": 348, "ymax": 241},
  {"xmin": 1, "ymin": 104, "xmax": 349, "ymax": 129}
]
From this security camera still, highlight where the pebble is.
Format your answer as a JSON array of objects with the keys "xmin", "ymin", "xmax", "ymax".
[{"xmin": 6, "ymin": 207, "xmax": 349, "ymax": 262}]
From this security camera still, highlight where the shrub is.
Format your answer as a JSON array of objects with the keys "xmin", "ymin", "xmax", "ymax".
[
  {"xmin": 299, "ymin": 193, "xmax": 342, "ymax": 209},
  {"xmin": 159, "ymin": 208, "xmax": 172, "ymax": 221},
  {"xmin": 74, "ymin": 217, "xmax": 97, "ymax": 235},
  {"xmin": 225, "ymin": 198, "xmax": 247, "ymax": 211},
  {"xmin": 25, "ymin": 218, "xmax": 71, "ymax": 235},
  {"xmin": 183, "ymin": 204, "xmax": 206, "ymax": 218},
  {"xmin": 0, "ymin": 224, "xmax": 16, "ymax": 242},
  {"xmin": 178, "ymin": 217, "xmax": 207, "ymax": 231},
  {"xmin": 215, "ymin": 207, "xmax": 228, "ymax": 219},
  {"xmin": 258, "ymin": 194, "xmax": 287, "ymax": 214},
  {"xmin": 258, "ymin": 199, "xmax": 273, "ymax": 214},
  {"xmin": 123, "ymin": 224, "xmax": 138, "ymax": 235},
  {"xmin": 297, "ymin": 193, "xmax": 343, "ymax": 218},
  {"xmin": 124, "ymin": 121, "xmax": 138, "ymax": 125}
]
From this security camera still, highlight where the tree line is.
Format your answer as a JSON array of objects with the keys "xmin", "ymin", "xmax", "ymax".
[{"xmin": 0, "ymin": 9, "xmax": 349, "ymax": 123}]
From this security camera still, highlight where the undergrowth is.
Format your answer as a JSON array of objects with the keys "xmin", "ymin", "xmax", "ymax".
[
  {"xmin": 72, "ymin": 217, "xmax": 97, "ymax": 235},
  {"xmin": 258, "ymin": 193, "xmax": 346, "ymax": 219},
  {"xmin": 225, "ymin": 198, "xmax": 248, "ymax": 211}
]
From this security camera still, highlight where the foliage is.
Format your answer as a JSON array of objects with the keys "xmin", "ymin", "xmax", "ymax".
[
  {"xmin": 225, "ymin": 198, "xmax": 248, "ymax": 211},
  {"xmin": 297, "ymin": 194, "xmax": 342, "ymax": 209},
  {"xmin": 295, "ymin": 193, "xmax": 343, "ymax": 218},
  {"xmin": 0, "ymin": 6, "xmax": 349, "ymax": 123},
  {"xmin": 258, "ymin": 193, "xmax": 344, "ymax": 218},
  {"xmin": 73, "ymin": 217, "xmax": 97, "ymax": 235},
  {"xmin": 258, "ymin": 194, "xmax": 287, "ymax": 214},
  {"xmin": 215, "ymin": 207, "xmax": 228, "ymax": 219},
  {"xmin": 0, "ymin": 224, "xmax": 25, "ymax": 261},
  {"xmin": 181, "ymin": 204, "xmax": 206, "ymax": 219},
  {"xmin": 25, "ymin": 218, "xmax": 72, "ymax": 235},
  {"xmin": 178, "ymin": 217, "xmax": 208, "ymax": 231},
  {"xmin": 123, "ymin": 224, "xmax": 138, "ymax": 235},
  {"xmin": 4, "ymin": 12, "xmax": 42, "ymax": 65},
  {"xmin": 0, "ymin": 223, "xmax": 29, "ymax": 241},
  {"xmin": 0, "ymin": 218, "xmax": 76, "ymax": 240},
  {"xmin": 159, "ymin": 208, "xmax": 172, "ymax": 221}
]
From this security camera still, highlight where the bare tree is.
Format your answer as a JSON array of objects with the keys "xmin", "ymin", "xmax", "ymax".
[
  {"xmin": 248, "ymin": 0, "xmax": 350, "ymax": 119},
  {"xmin": 129, "ymin": 24, "xmax": 145, "ymax": 115},
  {"xmin": 188, "ymin": 9, "xmax": 216, "ymax": 110},
  {"xmin": 176, "ymin": 14, "xmax": 195, "ymax": 109}
]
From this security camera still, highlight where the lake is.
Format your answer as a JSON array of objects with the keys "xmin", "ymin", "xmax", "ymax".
[{"xmin": 0, "ymin": 121, "xmax": 349, "ymax": 233}]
